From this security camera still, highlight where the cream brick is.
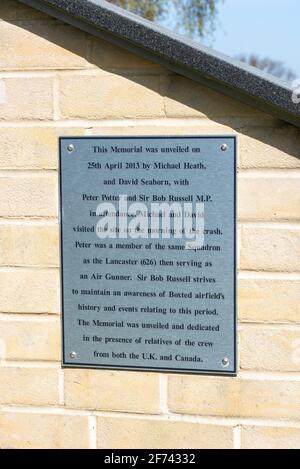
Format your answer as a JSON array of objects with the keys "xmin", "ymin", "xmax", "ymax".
[
  {"xmin": 242, "ymin": 426, "xmax": 300, "ymax": 449},
  {"xmin": 241, "ymin": 227, "xmax": 300, "ymax": 272},
  {"xmin": 239, "ymin": 278, "xmax": 300, "ymax": 323},
  {"xmin": 0, "ymin": 318, "xmax": 60, "ymax": 361},
  {"xmin": 240, "ymin": 326, "xmax": 300, "ymax": 372},
  {"xmin": 168, "ymin": 376, "xmax": 300, "ymax": 419},
  {"xmin": 0, "ymin": 77, "xmax": 52, "ymax": 120},
  {"xmin": 90, "ymin": 37, "xmax": 162, "ymax": 72},
  {"xmin": 90, "ymin": 122, "xmax": 235, "ymax": 137},
  {"xmin": 0, "ymin": 223, "xmax": 59, "ymax": 267},
  {"xmin": 0, "ymin": 0, "xmax": 49, "ymax": 20},
  {"xmin": 98, "ymin": 417, "xmax": 234, "ymax": 449},
  {"xmin": 0, "ymin": 173, "xmax": 57, "ymax": 217},
  {"xmin": 0, "ymin": 268, "xmax": 59, "ymax": 314},
  {"xmin": 239, "ymin": 127, "xmax": 300, "ymax": 168},
  {"xmin": 0, "ymin": 127, "xmax": 83, "ymax": 169},
  {"xmin": 1, "ymin": 1, "xmax": 53, "ymax": 20},
  {"xmin": 59, "ymin": 74, "xmax": 164, "ymax": 119},
  {"xmin": 0, "ymin": 0, "xmax": 17, "ymax": 20},
  {"xmin": 0, "ymin": 367, "xmax": 59, "ymax": 406},
  {"xmin": 16, "ymin": 3, "xmax": 57, "ymax": 20},
  {"xmin": 164, "ymin": 76, "xmax": 267, "ymax": 118},
  {"xmin": 239, "ymin": 177, "xmax": 300, "ymax": 221},
  {"xmin": 0, "ymin": 20, "xmax": 87, "ymax": 70},
  {"xmin": 0, "ymin": 412, "xmax": 89, "ymax": 449},
  {"xmin": 65, "ymin": 369, "xmax": 160, "ymax": 414}
]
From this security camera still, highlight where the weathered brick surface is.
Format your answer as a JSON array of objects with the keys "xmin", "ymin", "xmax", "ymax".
[
  {"xmin": 0, "ymin": 223, "xmax": 59, "ymax": 267},
  {"xmin": 91, "ymin": 121, "xmax": 235, "ymax": 133},
  {"xmin": 0, "ymin": 412, "xmax": 89, "ymax": 449},
  {"xmin": 0, "ymin": 0, "xmax": 18, "ymax": 20},
  {"xmin": 164, "ymin": 75, "xmax": 268, "ymax": 118},
  {"xmin": 0, "ymin": 127, "xmax": 83, "ymax": 169},
  {"xmin": 240, "ymin": 325, "xmax": 300, "ymax": 372},
  {"xmin": 168, "ymin": 375, "xmax": 300, "ymax": 419},
  {"xmin": 239, "ymin": 127, "xmax": 300, "ymax": 168},
  {"xmin": 0, "ymin": 319, "xmax": 60, "ymax": 361},
  {"xmin": 0, "ymin": 20, "xmax": 87, "ymax": 70},
  {"xmin": 65, "ymin": 369, "xmax": 160, "ymax": 414},
  {"xmin": 0, "ymin": 77, "xmax": 53, "ymax": 120},
  {"xmin": 241, "ymin": 227, "xmax": 300, "ymax": 272},
  {"xmin": 0, "ymin": 268, "xmax": 59, "ymax": 314},
  {"xmin": 17, "ymin": 1, "xmax": 48, "ymax": 19},
  {"xmin": 239, "ymin": 176, "xmax": 300, "ymax": 221},
  {"xmin": 90, "ymin": 37, "xmax": 163, "ymax": 72},
  {"xmin": 241, "ymin": 426, "xmax": 300, "ymax": 449},
  {"xmin": 0, "ymin": 367, "xmax": 59, "ymax": 406},
  {"xmin": 59, "ymin": 74, "xmax": 165, "ymax": 119},
  {"xmin": 98, "ymin": 417, "xmax": 234, "ymax": 449},
  {"xmin": 0, "ymin": 174, "xmax": 57, "ymax": 217},
  {"xmin": 0, "ymin": 1, "xmax": 51, "ymax": 20},
  {"xmin": 239, "ymin": 278, "xmax": 300, "ymax": 323}
]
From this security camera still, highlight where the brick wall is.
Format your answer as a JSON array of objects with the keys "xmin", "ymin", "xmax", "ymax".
[{"xmin": 0, "ymin": 0, "xmax": 299, "ymax": 449}]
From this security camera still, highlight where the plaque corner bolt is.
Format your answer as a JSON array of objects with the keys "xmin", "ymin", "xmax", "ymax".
[
  {"xmin": 222, "ymin": 357, "xmax": 230, "ymax": 368},
  {"xmin": 67, "ymin": 144, "xmax": 75, "ymax": 153},
  {"xmin": 70, "ymin": 351, "xmax": 77, "ymax": 359},
  {"xmin": 221, "ymin": 144, "xmax": 228, "ymax": 152}
]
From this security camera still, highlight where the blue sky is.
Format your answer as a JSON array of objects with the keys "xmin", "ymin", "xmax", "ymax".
[{"xmin": 208, "ymin": 0, "xmax": 299, "ymax": 77}]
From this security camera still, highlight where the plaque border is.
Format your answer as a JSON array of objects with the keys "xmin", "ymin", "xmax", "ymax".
[{"xmin": 59, "ymin": 135, "xmax": 237, "ymax": 376}]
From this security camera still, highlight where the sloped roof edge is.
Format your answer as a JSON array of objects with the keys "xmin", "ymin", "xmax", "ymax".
[{"xmin": 19, "ymin": 0, "xmax": 300, "ymax": 127}]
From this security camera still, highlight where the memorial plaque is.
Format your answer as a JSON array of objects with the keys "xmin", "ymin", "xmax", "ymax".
[{"xmin": 60, "ymin": 136, "xmax": 237, "ymax": 375}]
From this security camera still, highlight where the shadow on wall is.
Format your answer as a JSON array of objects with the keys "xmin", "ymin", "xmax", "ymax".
[{"xmin": 5, "ymin": 13, "xmax": 300, "ymax": 162}]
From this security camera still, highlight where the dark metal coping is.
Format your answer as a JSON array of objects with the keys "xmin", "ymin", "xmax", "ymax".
[{"xmin": 18, "ymin": 0, "xmax": 300, "ymax": 128}]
